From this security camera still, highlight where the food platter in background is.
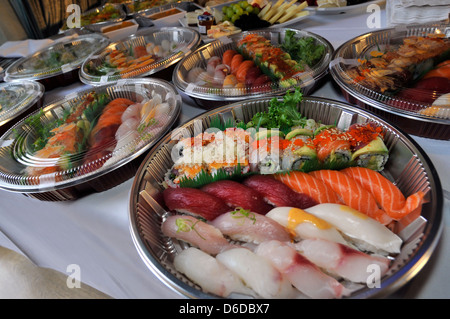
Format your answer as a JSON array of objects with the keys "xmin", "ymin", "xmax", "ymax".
[
  {"xmin": 305, "ymin": 0, "xmax": 385, "ymax": 15},
  {"xmin": 0, "ymin": 78, "xmax": 181, "ymax": 201},
  {"xmin": 330, "ymin": 23, "xmax": 450, "ymax": 140},
  {"xmin": 128, "ymin": 95, "xmax": 443, "ymax": 299}
]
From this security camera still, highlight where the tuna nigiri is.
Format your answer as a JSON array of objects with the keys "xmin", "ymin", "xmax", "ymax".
[
  {"xmin": 200, "ymin": 180, "xmax": 273, "ymax": 215},
  {"xmin": 161, "ymin": 215, "xmax": 234, "ymax": 255},
  {"xmin": 174, "ymin": 247, "xmax": 255, "ymax": 297},
  {"xmin": 266, "ymin": 207, "xmax": 350, "ymax": 246},
  {"xmin": 341, "ymin": 167, "xmax": 427, "ymax": 220},
  {"xmin": 255, "ymin": 240, "xmax": 351, "ymax": 299},
  {"xmin": 309, "ymin": 170, "xmax": 392, "ymax": 225},
  {"xmin": 242, "ymin": 174, "xmax": 318, "ymax": 209},
  {"xmin": 216, "ymin": 247, "xmax": 297, "ymax": 299},
  {"xmin": 274, "ymin": 171, "xmax": 343, "ymax": 204},
  {"xmin": 163, "ymin": 187, "xmax": 230, "ymax": 221},
  {"xmin": 305, "ymin": 203, "xmax": 402, "ymax": 255},
  {"xmin": 210, "ymin": 208, "xmax": 291, "ymax": 244},
  {"xmin": 294, "ymin": 238, "xmax": 391, "ymax": 284}
]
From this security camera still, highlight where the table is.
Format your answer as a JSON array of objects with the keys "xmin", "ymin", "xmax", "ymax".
[{"xmin": 0, "ymin": 6, "xmax": 449, "ymax": 299}]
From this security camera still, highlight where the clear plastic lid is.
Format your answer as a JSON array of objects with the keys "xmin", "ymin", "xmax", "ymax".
[
  {"xmin": 172, "ymin": 28, "xmax": 333, "ymax": 101},
  {"xmin": 0, "ymin": 78, "xmax": 181, "ymax": 193},
  {"xmin": 330, "ymin": 23, "xmax": 450, "ymax": 122},
  {"xmin": 80, "ymin": 27, "xmax": 201, "ymax": 86},
  {"xmin": 5, "ymin": 34, "xmax": 110, "ymax": 82},
  {"xmin": 0, "ymin": 80, "xmax": 44, "ymax": 127}
]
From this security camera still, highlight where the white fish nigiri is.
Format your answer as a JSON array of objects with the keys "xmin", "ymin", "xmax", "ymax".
[
  {"xmin": 294, "ymin": 238, "xmax": 391, "ymax": 284},
  {"xmin": 174, "ymin": 247, "xmax": 255, "ymax": 298},
  {"xmin": 255, "ymin": 240, "xmax": 351, "ymax": 299},
  {"xmin": 161, "ymin": 215, "xmax": 235, "ymax": 256},
  {"xmin": 266, "ymin": 207, "xmax": 350, "ymax": 246},
  {"xmin": 305, "ymin": 204, "xmax": 402, "ymax": 255},
  {"xmin": 210, "ymin": 209, "xmax": 291, "ymax": 244},
  {"xmin": 216, "ymin": 247, "xmax": 297, "ymax": 299}
]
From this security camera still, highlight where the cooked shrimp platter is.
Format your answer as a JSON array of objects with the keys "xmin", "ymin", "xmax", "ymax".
[
  {"xmin": 0, "ymin": 79, "xmax": 181, "ymax": 199},
  {"xmin": 173, "ymin": 28, "xmax": 333, "ymax": 101},
  {"xmin": 131, "ymin": 90, "xmax": 440, "ymax": 299},
  {"xmin": 331, "ymin": 24, "xmax": 450, "ymax": 120},
  {"xmin": 80, "ymin": 27, "xmax": 201, "ymax": 86}
]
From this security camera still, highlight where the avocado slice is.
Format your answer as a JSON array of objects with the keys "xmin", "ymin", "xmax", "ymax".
[
  {"xmin": 255, "ymin": 129, "xmax": 284, "ymax": 141},
  {"xmin": 314, "ymin": 124, "xmax": 335, "ymax": 136},
  {"xmin": 285, "ymin": 128, "xmax": 313, "ymax": 140},
  {"xmin": 351, "ymin": 136, "xmax": 389, "ymax": 161}
]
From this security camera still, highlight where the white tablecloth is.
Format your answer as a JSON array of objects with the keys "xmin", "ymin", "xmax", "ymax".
[{"xmin": 0, "ymin": 7, "xmax": 449, "ymax": 299}]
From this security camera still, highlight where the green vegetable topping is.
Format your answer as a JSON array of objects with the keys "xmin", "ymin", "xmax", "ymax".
[
  {"xmin": 175, "ymin": 218, "xmax": 206, "ymax": 240},
  {"xmin": 230, "ymin": 207, "xmax": 256, "ymax": 225},
  {"xmin": 281, "ymin": 30, "xmax": 325, "ymax": 68}
]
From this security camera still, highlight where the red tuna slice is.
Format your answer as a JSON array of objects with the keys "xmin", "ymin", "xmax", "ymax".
[
  {"xmin": 163, "ymin": 187, "xmax": 230, "ymax": 221},
  {"xmin": 243, "ymin": 174, "xmax": 318, "ymax": 209},
  {"xmin": 201, "ymin": 180, "xmax": 273, "ymax": 215}
]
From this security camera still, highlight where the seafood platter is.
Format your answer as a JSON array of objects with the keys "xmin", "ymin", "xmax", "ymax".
[
  {"xmin": 0, "ymin": 80, "xmax": 45, "ymax": 136},
  {"xmin": 133, "ymin": 2, "xmax": 204, "ymax": 28},
  {"xmin": 0, "ymin": 78, "xmax": 181, "ymax": 201},
  {"xmin": 172, "ymin": 28, "xmax": 333, "ymax": 108},
  {"xmin": 4, "ymin": 34, "xmax": 110, "ymax": 91},
  {"xmin": 80, "ymin": 27, "xmax": 201, "ymax": 85},
  {"xmin": 129, "ymin": 90, "xmax": 443, "ymax": 299},
  {"xmin": 330, "ymin": 23, "xmax": 450, "ymax": 140}
]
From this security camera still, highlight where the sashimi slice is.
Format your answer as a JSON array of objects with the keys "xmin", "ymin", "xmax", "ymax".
[
  {"xmin": 243, "ymin": 174, "xmax": 318, "ymax": 209},
  {"xmin": 274, "ymin": 171, "xmax": 342, "ymax": 204},
  {"xmin": 341, "ymin": 167, "xmax": 426, "ymax": 220},
  {"xmin": 309, "ymin": 170, "xmax": 392, "ymax": 225},
  {"xmin": 174, "ymin": 247, "xmax": 255, "ymax": 297},
  {"xmin": 210, "ymin": 209, "xmax": 291, "ymax": 244},
  {"xmin": 163, "ymin": 187, "xmax": 230, "ymax": 221},
  {"xmin": 161, "ymin": 215, "xmax": 235, "ymax": 255},
  {"xmin": 201, "ymin": 180, "xmax": 273, "ymax": 215},
  {"xmin": 255, "ymin": 240, "xmax": 351, "ymax": 299},
  {"xmin": 294, "ymin": 238, "xmax": 391, "ymax": 284}
]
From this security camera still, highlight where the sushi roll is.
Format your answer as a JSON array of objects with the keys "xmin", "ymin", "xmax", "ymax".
[
  {"xmin": 312, "ymin": 126, "xmax": 352, "ymax": 168},
  {"xmin": 249, "ymin": 135, "xmax": 283, "ymax": 174},
  {"xmin": 282, "ymin": 129, "xmax": 318, "ymax": 171}
]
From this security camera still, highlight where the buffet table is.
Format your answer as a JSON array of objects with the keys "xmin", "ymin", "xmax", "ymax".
[{"xmin": 0, "ymin": 6, "xmax": 449, "ymax": 299}]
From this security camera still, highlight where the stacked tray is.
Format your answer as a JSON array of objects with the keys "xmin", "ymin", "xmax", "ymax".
[
  {"xmin": 0, "ymin": 78, "xmax": 181, "ymax": 201},
  {"xmin": 128, "ymin": 96, "xmax": 443, "ymax": 299},
  {"xmin": 80, "ymin": 27, "xmax": 201, "ymax": 85},
  {"xmin": 172, "ymin": 28, "xmax": 333, "ymax": 108},
  {"xmin": 330, "ymin": 23, "xmax": 450, "ymax": 140},
  {"xmin": 4, "ymin": 34, "xmax": 110, "ymax": 90}
]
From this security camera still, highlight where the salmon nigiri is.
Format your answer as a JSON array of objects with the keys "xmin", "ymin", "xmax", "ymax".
[
  {"xmin": 274, "ymin": 171, "xmax": 342, "ymax": 205},
  {"xmin": 341, "ymin": 167, "xmax": 427, "ymax": 220},
  {"xmin": 309, "ymin": 170, "xmax": 392, "ymax": 225}
]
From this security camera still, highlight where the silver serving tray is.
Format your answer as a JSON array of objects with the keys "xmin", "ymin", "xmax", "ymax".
[
  {"xmin": 80, "ymin": 27, "xmax": 201, "ymax": 86},
  {"xmin": 172, "ymin": 28, "xmax": 334, "ymax": 103},
  {"xmin": 0, "ymin": 78, "xmax": 181, "ymax": 201},
  {"xmin": 330, "ymin": 23, "xmax": 450, "ymax": 139},
  {"xmin": 128, "ymin": 96, "xmax": 443, "ymax": 299}
]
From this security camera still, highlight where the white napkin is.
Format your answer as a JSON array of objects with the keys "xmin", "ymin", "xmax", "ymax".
[
  {"xmin": 387, "ymin": 0, "xmax": 450, "ymax": 26},
  {"xmin": 0, "ymin": 34, "xmax": 80, "ymax": 58}
]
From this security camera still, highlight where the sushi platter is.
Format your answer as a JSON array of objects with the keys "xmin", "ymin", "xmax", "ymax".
[
  {"xmin": 0, "ymin": 78, "xmax": 181, "ymax": 201},
  {"xmin": 330, "ymin": 23, "xmax": 450, "ymax": 140},
  {"xmin": 129, "ymin": 93, "xmax": 443, "ymax": 299},
  {"xmin": 172, "ymin": 28, "xmax": 333, "ymax": 107},
  {"xmin": 305, "ymin": 0, "xmax": 385, "ymax": 15}
]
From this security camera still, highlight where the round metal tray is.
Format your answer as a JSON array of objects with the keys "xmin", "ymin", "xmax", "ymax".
[
  {"xmin": 330, "ymin": 23, "xmax": 450, "ymax": 140},
  {"xmin": 4, "ymin": 34, "xmax": 110, "ymax": 90},
  {"xmin": 0, "ymin": 78, "xmax": 181, "ymax": 201},
  {"xmin": 172, "ymin": 28, "xmax": 333, "ymax": 106},
  {"xmin": 128, "ymin": 96, "xmax": 443, "ymax": 299},
  {"xmin": 80, "ymin": 27, "xmax": 201, "ymax": 86}
]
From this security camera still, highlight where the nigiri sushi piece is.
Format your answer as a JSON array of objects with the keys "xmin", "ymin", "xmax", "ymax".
[
  {"xmin": 309, "ymin": 170, "xmax": 392, "ymax": 225},
  {"xmin": 216, "ymin": 247, "xmax": 297, "ymax": 299},
  {"xmin": 274, "ymin": 171, "xmax": 343, "ymax": 204},
  {"xmin": 161, "ymin": 215, "xmax": 234, "ymax": 256},
  {"xmin": 174, "ymin": 247, "xmax": 255, "ymax": 298},
  {"xmin": 200, "ymin": 180, "xmax": 273, "ymax": 215},
  {"xmin": 255, "ymin": 240, "xmax": 351, "ymax": 299},
  {"xmin": 341, "ymin": 167, "xmax": 427, "ymax": 220},
  {"xmin": 305, "ymin": 203, "xmax": 402, "ymax": 255},
  {"xmin": 266, "ymin": 207, "xmax": 350, "ymax": 246},
  {"xmin": 163, "ymin": 187, "xmax": 230, "ymax": 221},
  {"xmin": 294, "ymin": 238, "xmax": 391, "ymax": 284},
  {"xmin": 242, "ymin": 175, "xmax": 318, "ymax": 209},
  {"xmin": 210, "ymin": 208, "xmax": 291, "ymax": 244}
]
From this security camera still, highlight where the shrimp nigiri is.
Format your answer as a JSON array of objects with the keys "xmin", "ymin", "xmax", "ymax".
[{"xmin": 341, "ymin": 167, "xmax": 427, "ymax": 220}]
